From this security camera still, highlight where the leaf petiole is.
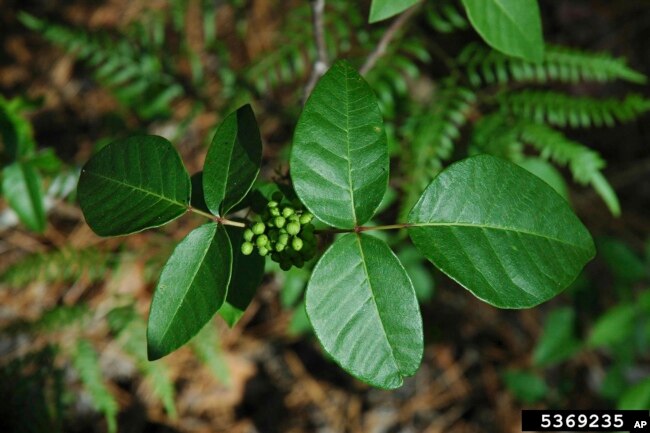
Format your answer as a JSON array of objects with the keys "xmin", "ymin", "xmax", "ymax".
[{"xmin": 188, "ymin": 206, "xmax": 247, "ymax": 228}]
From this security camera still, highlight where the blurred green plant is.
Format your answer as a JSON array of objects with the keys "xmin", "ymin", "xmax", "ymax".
[
  {"xmin": 504, "ymin": 238, "xmax": 650, "ymax": 408},
  {"xmin": 0, "ymin": 95, "xmax": 64, "ymax": 232}
]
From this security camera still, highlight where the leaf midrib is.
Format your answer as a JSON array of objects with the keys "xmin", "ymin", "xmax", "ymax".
[
  {"xmin": 157, "ymin": 225, "xmax": 218, "ymax": 345},
  {"xmin": 354, "ymin": 234, "xmax": 401, "ymax": 376},
  {"xmin": 85, "ymin": 170, "xmax": 186, "ymax": 209},
  {"xmin": 343, "ymin": 67, "xmax": 358, "ymax": 225},
  {"xmin": 410, "ymin": 221, "xmax": 590, "ymax": 252}
]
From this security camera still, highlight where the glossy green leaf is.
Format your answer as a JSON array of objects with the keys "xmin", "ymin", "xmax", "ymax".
[
  {"xmin": 2, "ymin": 161, "xmax": 46, "ymax": 232},
  {"xmin": 203, "ymin": 104, "xmax": 262, "ymax": 216},
  {"xmin": 461, "ymin": 0, "xmax": 544, "ymax": 62},
  {"xmin": 306, "ymin": 233, "xmax": 423, "ymax": 389},
  {"xmin": 532, "ymin": 307, "xmax": 581, "ymax": 367},
  {"xmin": 291, "ymin": 60, "xmax": 389, "ymax": 229},
  {"xmin": 408, "ymin": 155, "xmax": 595, "ymax": 308},
  {"xmin": 218, "ymin": 226, "xmax": 265, "ymax": 327},
  {"xmin": 369, "ymin": 0, "xmax": 420, "ymax": 23},
  {"xmin": 78, "ymin": 135, "xmax": 190, "ymax": 237},
  {"xmin": 147, "ymin": 223, "xmax": 232, "ymax": 360}
]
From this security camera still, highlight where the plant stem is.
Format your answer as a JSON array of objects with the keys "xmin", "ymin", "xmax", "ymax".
[
  {"xmin": 359, "ymin": 5, "xmax": 419, "ymax": 76},
  {"xmin": 315, "ymin": 223, "xmax": 411, "ymax": 235},
  {"xmin": 303, "ymin": 0, "xmax": 329, "ymax": 104},
  {"xmin": 188, "ymin": 206, "xmax": 247, "ymax": 228}
]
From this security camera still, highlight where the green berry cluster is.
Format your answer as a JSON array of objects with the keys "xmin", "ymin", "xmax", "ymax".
[{"xmin": 241, "ymin": 192, "xmax": 316, "ymax": 270}]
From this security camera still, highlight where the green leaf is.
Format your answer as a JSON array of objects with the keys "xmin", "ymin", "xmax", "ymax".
[
  {"xmin": 218, "ymin": 226, "xmax": 265, "ymax": 327},
  {"xmin": 78, "ymin": 135, "xmax": 190, "ymax": 236},
  {"xmin": 533, "ymin": 307, "xmax": 581, "ymax": 367},
  {"xmin": 369, "ymin": 0, "xmax": 420, "ymax": 23},
  {"xmin": 588, "ymin": 304, "xmax": 638, "ymax": 349},
  {"xmin": 618, "ymin": 377, "xmax": 650, "ymax": 410},
  {"xmin": 28, "ymin": 148, "xmax": 62, "ymax": 173},
  {"xmin": 397, "ymin": 246, "xmax": 435, "ymax": 303},
  {"xmin": 461, "ymin": 0, "xmax": 544, "ymax": 63},
  {"xmin": 503, "ymin": 370, "xmax": 548, "ymax": 404},
  {"xmin": 203, "ymin": 104, "xmax": 262, "ymax": 216},
  {"xmin": 190, "ymin": 171, "xmax": 210, "ymax": 213},
  {"xmin": 408, "ymin": 155, "xmax": 595, "ymax": 308},
  {"xmin": 517, "ymin": 157, "xmax": 569, "ymax": 201},
  {"xmin": 291, "ymin": 60, "xmax": 389, "ymax": 229},
  {"xmin": 147, "ymin": 223, "xmax": 232, "ymax": 360},
  {"xmin": 598, "ymin": 238, "xmax": 648, "ymax": 284},
  {"xmin": 2, "ymin": 161, "xmax": 46, "ymax": 232},
  {"xmin": 306, "ymin": 233, "xmax": 423, "ymax": 389}
]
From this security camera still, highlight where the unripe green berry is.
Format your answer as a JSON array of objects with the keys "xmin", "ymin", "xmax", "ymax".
[
  {"xmin": 274, "ymin": 216, "xmax": 286, "ymax": 228},
  {"xmin": 282, "ymin": 207, "xmax": 294, "ymax": 218},
  {"xmin": 279, "ymin": 233, "xmax": 289, "ymax": 245},
  {"xmin": 244, "ymin": 229, "xmax": 254, "ymax": 241},
  {"xmin": 258, "ymin": 247, "xmax": 269, "ymax": 256},
  {"xmin": 299, "ymin": 213, "xmax": 313, "ymax": 224},
  {"xmin": 286, "ymin": 222, "xmax": 300, "ymax": 235},
  {"xmin": 267, "ymin": 200, "xmax": 278, "ymax": 208},
  {"xmin": 241, "ymin": 242, "xmax": 254, "ymax": 255},
  {"xmin": 252, "ymin": 222, "xmax": 265, "ymax": 235},
  {"xmin": 275, "ymin": 243, "xmax": 286, "ymax": 252},
  {"xmin": 292, "ymin": 237, "xmax": 303, "ymax": 251},
  {"xmin": 270, "ymin": 207, "xmax": 280, "ymax": 217},
  {"xmin": 256, "ymin": 234, "xmax": 269, "ymax": 248}
]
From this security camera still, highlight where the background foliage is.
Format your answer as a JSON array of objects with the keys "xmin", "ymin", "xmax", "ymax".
[{"xmin": 0, "ymin": 0, "xmax": 649, "ymax": 431}]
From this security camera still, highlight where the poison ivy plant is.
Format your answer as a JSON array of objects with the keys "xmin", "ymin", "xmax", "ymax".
[{"xmin": 78, "ymin": 60, "xmax": 594, "ymax": 389}]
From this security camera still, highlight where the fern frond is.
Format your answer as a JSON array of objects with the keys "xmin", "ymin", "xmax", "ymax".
[
  {"xmin": 499, "ymin": 91, "xmax": 650, "ymax": 128},
  {"xmin": 425, "ymin": 0, "xmax": 469, "ymax": 33},
  {"xmin": 190, "ymin": 322, "xmax": 231, "ymax": 385},
  {"xmin": 19, "ymin": 13, "xmax": 183, "ymax": 119},
  {"xmin": 107, "ymin": 306, "xmax": 177, "ymax": 418},
  {"xmin": 0, "ymin": 247, "xmax": 113, "ymax": 287},
  {"xmin": 459, "ymin": 43, "xmax": 647, "ymax": 86},
  {"xmin": 365, "ymin": 36, "xmax": 432, "ymax": 120},
  {"xmin": 469, "ymin": 113, "xmax": 524, "ymax": 160},
  {"xmin": 519, "ymin": 122, "xmax": 620, "ymax": 215},
  {"xmin": 72, "ymin": 340, "xmax": 118, "ymax": 433},
  {"xmin": 38, "ymin": 305, "xmax": 90, "ymax": 332},
  {"xmin": 400, "ymin": 82, "xmax": 476, "ymax": 216},
  {"xmin": 470, "ymin": 114, "xmax": 620, "ymax": 215}
]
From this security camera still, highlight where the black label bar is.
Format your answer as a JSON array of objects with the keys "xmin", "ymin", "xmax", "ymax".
[{"xmin": 522, "ymin": 410, "xmax": 650, "ymax": 432}]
